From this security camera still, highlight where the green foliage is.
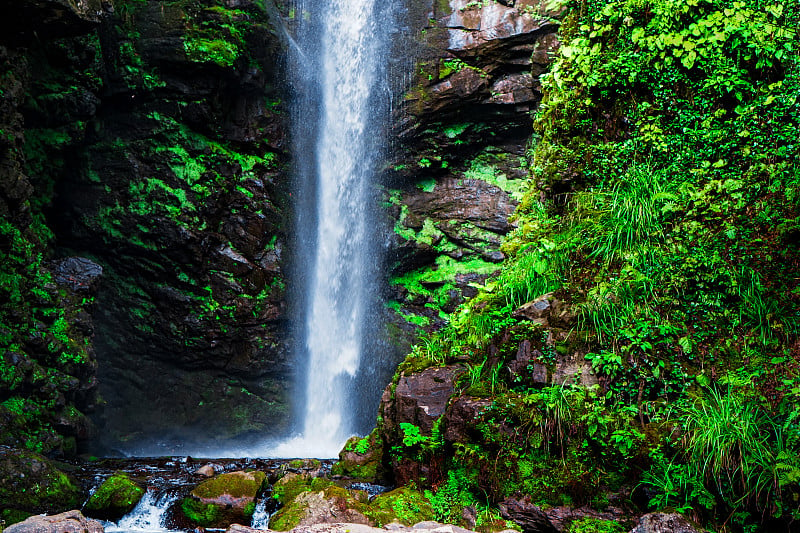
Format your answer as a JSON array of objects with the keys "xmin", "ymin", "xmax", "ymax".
[
  {"xmin": 181, "ymin": 498, "xmax": 220, "ymax": 527},
  {"xmin": 425, "ymin": 469, "xmax": 476, "ymax": 524},
  {"xmin": 184, "ymin": 38, "xmax": 239, "ymax": 67},
  {"xmin": 387, "ymin": 0, "xmax": 800, "ymax": 530},
  {"xmin": 566, "ymin": 517, "xmax": 625, "ymax": 533},
  {"xmin": 367, "ymin": 488, "xmax": 435, "ymax": 526}
]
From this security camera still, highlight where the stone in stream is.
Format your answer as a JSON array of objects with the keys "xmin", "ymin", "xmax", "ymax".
[
  {"xmin": 181, "ymin": 470, "xmax": 267, "ymax": 528},
  {"xmin": 83, "ymin": 470, "xmax": 145, "ymax": 521},
  {"xmin": 196, "ymin": 464, "xmax": 217, "ymax": 477},
  {"xmin": 3, "ymin": 510, "xmax": 103, "ymax": 533},
  {"xmin": 498, "ymin": 496, "xmax": 559, "ymax": 533}
]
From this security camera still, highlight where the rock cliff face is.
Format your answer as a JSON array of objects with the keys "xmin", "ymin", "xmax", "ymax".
[
  {"xmin": 1, "ymin": 0, "xmax": 292, "ymax": 452},
  {"xmin": 383, "ymin": 0, "xmax": 559, "ymax": 336}
]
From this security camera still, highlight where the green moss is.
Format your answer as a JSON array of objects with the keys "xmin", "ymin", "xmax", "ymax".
[
  {"xmin": 84, "ymin": 471, "xmax": 145, "ymax": 519},
  {"xmin": 181, "ymin": 497, "xmax": 221, "ymax": 526},
  {"xmin": 1, "ymin": 509, "xmax": 32, "ymax": 526},
  {"xmin": 184, "ymin": 38, "xmax": 240, "ymax": 67},
  {"xmin": 267, "ymin": 499, "xmax": 308, "ymax": 531},
  {"xmin": 272, "ymin": 474, "xmax": 312, "ymax": 505},
  {"xmin": 464, "ymin": 158, "xmax": 527, "ymax": 201},
  {"xmin": 366, "ymin": 487, "xmax": 435, "ymax": 526}
]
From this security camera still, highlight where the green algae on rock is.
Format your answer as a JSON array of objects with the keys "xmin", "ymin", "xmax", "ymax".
[
  {"xmin": 181, "ymin": 470, "xmax": 266, "ymax": 528},
  {"xmin": 83, "ymin": 471, "xmax": 145, "ymax": 521}
]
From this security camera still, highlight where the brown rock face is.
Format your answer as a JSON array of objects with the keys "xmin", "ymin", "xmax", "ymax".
[
  {"xmin": 403, "ymin": 178, "xmax": 517, "ymax": 235},
  {"xmin": 390, "ymin": 365, "xmax": 464, "ymax": 434},
  {"xmin": 441, "ymin": 396, "xmax": 491, "ymax": 443},
  {"xmin": 383, "ymin": 0, "xmax": 562, "ymax": 347}
]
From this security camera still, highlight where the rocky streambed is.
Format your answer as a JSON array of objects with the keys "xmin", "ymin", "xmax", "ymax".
[{"xmin": 0, "ymin": 447, "xmax": 705, "ymax": 533}]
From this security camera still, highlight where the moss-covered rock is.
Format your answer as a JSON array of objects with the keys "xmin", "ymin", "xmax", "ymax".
[
  {"xmin": 331, "ymin": 430, "xmax": 384, "ymax": 481},
  {"xmin": 268, "ymin": 479, "xmax": 371, "ymax": 531},
  {"xmin": 365, "ymin": 487, "xmax": 435, "ymax": 527},
  {"xmin": 0, "ymin": 447, "xmax": 81, "ymax": 514},
  {"xmin": 181, "ymin": 470, "xmax": 266, "ymax": 528},
  {"xmin": 83, "ymin": 471, "xmax": 144, "ymax": 520}
]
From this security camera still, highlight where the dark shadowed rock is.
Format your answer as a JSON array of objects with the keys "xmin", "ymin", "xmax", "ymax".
[
  {"xmin": 0, "ymin": 447, "xmax": 82, "ymax": 514},
  {"xmin": 4, "ymin": 510, "xmax": 103, "ymax": 533},
  {"xmin": 53, "ymin": 257, "xmax": 103, "ymax": 293},
  {"xmin": 442, "ymin": 396, "xmax": 491, "ymax": 443},
  {"xmin": 0, "ymin": 0, "xmax": 102, "ymax": 46},
  {"xmin": 507, "ymin": 339, "xmax": 548, "ymax": 385},
  {"xmin": 498, "ymin": 497, "xmax": 559, "ymax": 533}
]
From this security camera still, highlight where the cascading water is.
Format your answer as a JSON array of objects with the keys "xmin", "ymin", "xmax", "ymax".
[
  {"xmin": 271, "ymin": 0, "xmax": 394, "ymax": 458},
  {"xmin": 103, "ymin": 489, "xmax": 181, "ymax": 533}
]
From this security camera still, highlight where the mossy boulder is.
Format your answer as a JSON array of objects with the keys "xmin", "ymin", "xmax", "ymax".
[
  {"xmin": 0, "ymin": 447, "xmax": 81, "ymax": 514},
  {"xmin": 331, "ymin": 430, "xmax": 384, "ymax": 481},
  {"xmin": 268, "ymin": 478, "xmax": 371, "ymax": 531},
  {"xmin": 181, "ymin": 470, "xmax": 266, "ymax": 528},
  {"xmin": 83, "ymin": 471, "xmax": 145, "ymax": 520},
  {"xmin": 364, "ymin": 487, "xmax": 435, "ymax": 527}
]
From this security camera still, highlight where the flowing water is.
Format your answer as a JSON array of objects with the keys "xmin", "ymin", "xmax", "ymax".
[
  {"xmin": 103, "ymin": 489, "xmax": 181, "ymax": 533},
  {"xmin": 273, "ymin": 0, "xmax": 395, "ymax": 458}
]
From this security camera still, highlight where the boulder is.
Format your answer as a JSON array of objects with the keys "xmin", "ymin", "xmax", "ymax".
[
  {"xmin": 332, "ymin": 431, "xmax": 383, "ymax": 481},
  {"xmin": 83, "ymin": 471, "xmax": 144, "ymax": 520},
  {"xmin": 181, "ymin": 470, "xmax": 266, "ymax": 528},
  {"xmin": 392, "ymin": 365, "xmax": 465, "ymax": 434},
  {"xmin": 0, "ymin": 447, "xmax": 82, "ymax": 514},
  {"xmin": 498, "ymin": 496, "xmax": 559, "ymax": 533},
  {"xmin": 629, "ymin": 513, "xmax": 705, "ymax": 533},
  {"xmin": 269, "ymin": 482, "xmax": 371, "ymax": 531},
  {"xmin": 4, "ymin": 510, "xmax": 103, "ymax": 533},
  {"xmin": 512, "ymin": 293, "xmax": 573, "ymax": 327},
  {"xmin": 196, "ymin": 464, "xmax": 217, "ymax": 477}
]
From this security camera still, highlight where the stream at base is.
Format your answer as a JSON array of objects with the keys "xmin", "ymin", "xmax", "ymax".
[
  {"xmin": 71, "ymin": 457, "xmax": 388, "ymax": 533},
  {"xmin": 74, "ymin": 458, "xmax": 309, "ymax": 533}
]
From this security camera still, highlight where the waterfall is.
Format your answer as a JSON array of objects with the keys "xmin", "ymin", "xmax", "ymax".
[{"xmin": 270, "ymin": 0, "xmax": 394, "ymax": 458}]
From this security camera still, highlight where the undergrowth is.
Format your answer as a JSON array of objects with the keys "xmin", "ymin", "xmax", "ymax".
[{"xmin": 386, "ymin": 0, "xmax": 800, "ymax": 531}]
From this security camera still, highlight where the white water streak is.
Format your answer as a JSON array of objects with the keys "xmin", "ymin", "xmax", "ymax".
[{"xmin": 271, "ymin": 0, "xmax": 383, "ymax": 459}]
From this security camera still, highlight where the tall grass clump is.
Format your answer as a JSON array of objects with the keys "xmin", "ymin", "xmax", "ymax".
[
  {"xmin": 498, "ymin": 240, "xmax": 567, "ymax": 309},
  {"xmin": 680, "ymin": 388, "xmax": 777, "ymax": 511},
  {"xmin": 576, "ymin": 164, "xmax": 675, "ymax": 263}
]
